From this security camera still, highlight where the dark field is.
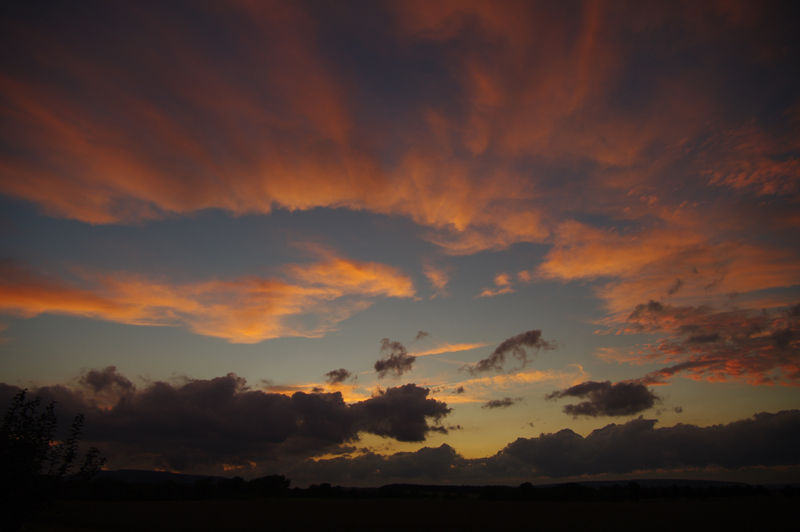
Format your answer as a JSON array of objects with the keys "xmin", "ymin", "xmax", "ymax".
[{"xmin": 23, "ymin": 497, "xmax": 796, "ymax": 532}]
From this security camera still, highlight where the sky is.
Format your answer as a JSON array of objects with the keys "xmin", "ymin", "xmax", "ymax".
[{"xmin": 1, "ymin": 0, "xmax": 799, "ymax": 487}]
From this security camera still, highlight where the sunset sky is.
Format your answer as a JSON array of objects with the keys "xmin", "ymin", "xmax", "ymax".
[{"xmin": 1, "ymin": 0, "xmax": 799, "ymax": 486}]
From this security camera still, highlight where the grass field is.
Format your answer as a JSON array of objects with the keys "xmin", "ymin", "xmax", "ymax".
[{"xmin": 22, "ymin": 497, "xmax": 795, "ymax": 531}]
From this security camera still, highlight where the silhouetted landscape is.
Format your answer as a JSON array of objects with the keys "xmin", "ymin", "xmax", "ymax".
[{"xmin": 21, "ymin": 472, "xmax": 798, "ymax": 531}]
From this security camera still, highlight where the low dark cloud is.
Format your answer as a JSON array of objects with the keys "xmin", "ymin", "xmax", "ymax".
[
  {"xmin": 290, "ymin": 411, "xmax": 800, "ymax": 485},
  {"xmin": 375, "ymin": 338, "xmax": 416, "ymax": 378},
  {"xmin": 415, "ymin": 331, "xmax": 429, "ymax": 341},
  {"xmin": 351, "ymin": 384, "xmax": 451, "ymax": 442},
  {"xmin": 482, "ymin": 397, "xmax": 522, "ymax": 409},
  {"xmin": 502, "ymin": 410, "xmax": 800, "ymax": 478},
  {"xmin": 674, "ymin": 406, "xmax": 683, "ymax": 413},
  {"xmin": 79, "ymin": 366, "xmax": 135, "ymax": 394},
  {"xmin": 290, "ymin": 444, "xmax": 462, "ymax": 483},
  {"xmin": 545, "ymin": 380, "xmax": 659, "ymax": 417},
  {"xmin": 325, "ymin": 368, "xmax": 352, "ymax": 384},
  {"xmin": 464, "ymin": 329, "xmax": 554, "ymax": 374},
  {"xmin": 0, "ymin": 372, "xmax": 450, "ymax": 473},
  {"xmin": 453, "ymin": 386, "xmax": 465, "ymax": 394}
]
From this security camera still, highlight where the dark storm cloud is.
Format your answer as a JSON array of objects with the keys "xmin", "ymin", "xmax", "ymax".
[
  {"xmin": 482, "ymin": 397, "xmax": 522, "ymax": 409},
  {"xmin": 325, "ymin": 368, "xmax": 352, "ymax": 384},
  {"xmin": 0, "ymin": 372, "xmax": 451, "ymax": 471},
  {"xmin": 545, "ymin": 380, "xmax": 659, "ymax": 417},
  {"xmin": 291, "ymin": 410, "xmax": 800, "ymax": 485},
  {"xmin": 374, "ymin": 338, "xmax": 416, "ymax": 378},
  {"xmin": 415, "ymin": 331, "xmax": 430, "ymax": 341},
  {"xmin": 79, "ymin": 366, "xmax": 135, "ymax": 394},
  {"xmin": 464, "ymin": 330, "xmax": 554, "ymax": 374}
]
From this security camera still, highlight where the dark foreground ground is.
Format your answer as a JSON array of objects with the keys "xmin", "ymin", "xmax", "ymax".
[{"xmin": 22, "ymin": 497, "xmax": 796, "ymax": 532}]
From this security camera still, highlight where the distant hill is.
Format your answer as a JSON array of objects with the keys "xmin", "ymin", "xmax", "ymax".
[
  {"xmin": 547, "ymin": 479, "xmax": 751, "ymax": 489},
  {"xmin": 94, "ymin": 469, "xmax": 226, "ymax": 484}
]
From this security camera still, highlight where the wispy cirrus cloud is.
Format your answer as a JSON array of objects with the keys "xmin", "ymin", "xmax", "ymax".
[
  {"xmin": 536, "ymin": 221, "xmax": 800, "ymax": 315},
  {"xmin": 0, "ymin": 254, "xmax": 415, "ymax": 343},
  {"xmin": 422, "ymin": 262, "xmax": 452, "ymax": 298},
  {"xmin": 5, "ymin": 1, "xmax": 796, "ymax": 260},
  {"xmin": 616, "ymin": 302, "xmax": 800, "ymax": 386},
  {"xmin": 410, "ymin": 342, "xmax": 489, "ymax": 357},
  {"xmin": 477, "ymin": 273, "xmax": 515, "ymax": 298}
]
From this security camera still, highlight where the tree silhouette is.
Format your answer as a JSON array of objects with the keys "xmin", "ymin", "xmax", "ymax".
[{"xmin": 1, "ymin": 390, "xmax": 105, "ymax": 531}]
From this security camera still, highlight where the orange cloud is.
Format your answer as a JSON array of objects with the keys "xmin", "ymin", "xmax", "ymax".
[
  {"xmin": 0, "ymin": 256, "xmax": 415, "ymax": 343},
  {"xmin": 410, "ymin": 343, "xmax": 490, "ymax": 357},
  {"xmin": 1, "ymin": 0, "xmax": 797, "ymax": 262},
  {"xmin": 702, "ymin": 121, "xmax": 800, "ymax": 197},
  {"xmin": 618, "ymin": 302, "xmax": 800, "ymax": 387},
  {"xmin": 457, "ymin": 365, "xmax": 590, "ymax": 393},
  {"xmin": 477, "ymin": 272, "xmax": 515, "ymax": 298},
  {"xmin": 422, "ymin": 262, "xmax": 452, "ymax": 298},
  {"xmin": 537, "ymin": 221, "xmax": 800, "ymax": 315}
]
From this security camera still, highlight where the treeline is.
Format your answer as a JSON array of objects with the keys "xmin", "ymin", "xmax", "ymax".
[{"xmin": 57, "ymin": 477, "xmax": 799, "ymax": 502}]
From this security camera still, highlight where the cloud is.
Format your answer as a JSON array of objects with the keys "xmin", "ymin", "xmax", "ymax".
[
  {"xmin": 702, "ymin": 121, "xmax": 800, "ymax": 197},
  {"xmin": 538, "ymin": 222, "xmax": 800, "ymax": 316},
  {"xmin": 666, "ymin": 278, "xmax": 684, "ymax": 296},
  {"xmin": 502, "ymin": 410, "xmax": 800, "ymax": 478},
  {"xmin": 620, "ymin": 302, "xmax": 800, "ymax": 386},
  {"xmin": 414, "ymin": 331, "xmax": 430, "ymax": 341},
  {"xmin": 0, "ymin": 0, "xmax": 797, "ymax": 273},
  {"xmin": 351, "ymin": 384, "xmax": 451, "ymax": 442},
  {"xmin": 410, "ymin": 342, "xmax": 489, "ymax": 357},
  {"xmin": 374, "ymin": 338, "xmax": 417, "ymax": 379},
  {"xmin": 79, "ymin": 366, "xmax": 136, "ymax": 395},
  {"xmin": 545, "ymin": 380, "xmax": 660, "ymax": 417},
  {"xmin": 290, "ymin": 410, "xmax": 800, "ymax": 485},
  {"xmin": 464, "ymin": 330, "xmax": 555, "ymax": 374},
  {"xmin": 459, "ymin": 366, "xmax": 589, "ymax": 394},
  {"xmin": 482, "ymin": 397, "xmax": 522, "ymax": 409},
  {"xmin": 477, "ymin": 273, "xmax": 515, "ymax": 298},
  {"xmin": 0, "ymin": 0, "xmax": 553, "ymax": 254},
  {"xmin": 422, "ymin": 263, "xmax": 452, "ymax": 298},
  {"xmin": 0, "ymin": 372, "xmax": 451, "ymax": 472},
  {"xmin": 290, "ymin": 444, "xmax": 462, "ymax": 483},
  {"xmin": 0, "ymin": 256, "xmax": 414, "ymax": 343},
  {"xmin": 6, "ymin": 374, "xmax": 797, "ymax": 483},
  {"xmin": 325, "ymin": 369, "xmax": 352, "ymax": 384}
]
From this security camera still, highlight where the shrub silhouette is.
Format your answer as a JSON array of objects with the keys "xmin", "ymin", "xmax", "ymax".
[{"xmin": 0, "ymin": 390, "xmax": 105, "ymax": 531}]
